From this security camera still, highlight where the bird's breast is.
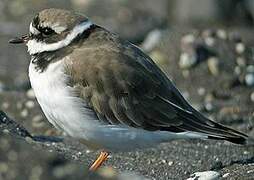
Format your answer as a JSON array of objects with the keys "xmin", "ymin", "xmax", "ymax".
[{"xmin": 28, "ymin": 58, "xmax": 100, "ymax": 138}]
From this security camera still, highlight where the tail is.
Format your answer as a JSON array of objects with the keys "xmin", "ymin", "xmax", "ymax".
[{"xmin": 177, "ymin": 109, "xmax": 253, "ymax": 146}]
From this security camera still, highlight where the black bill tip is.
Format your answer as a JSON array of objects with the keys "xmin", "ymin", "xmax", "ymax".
[
  {"xmin": 9, "ymin": 37, "xmax": 25, "ymax": 44},
  {"xmin": 9, "ymin": 34, "xmax": 29, "ymax": 44}
]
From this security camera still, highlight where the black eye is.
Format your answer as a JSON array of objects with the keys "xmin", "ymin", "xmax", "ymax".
[{"xmin": 41, "ymin": 27, "xmax": 55, "ymax": 36}]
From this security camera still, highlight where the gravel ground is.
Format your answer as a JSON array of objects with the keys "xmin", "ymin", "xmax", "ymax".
[{"xmin": 0, "ymin": 108, "xmax": 254, "ymax": 180}]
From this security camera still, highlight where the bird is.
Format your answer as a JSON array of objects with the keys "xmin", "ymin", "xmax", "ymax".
[{"xmin": 9, "ymin": 8, "xmax": 251, "ymax": 171}]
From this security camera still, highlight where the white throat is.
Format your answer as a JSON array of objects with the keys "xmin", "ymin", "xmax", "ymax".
[{"xmin": 27, "ymin": 21, "xmax": 93, "ymax": 55}]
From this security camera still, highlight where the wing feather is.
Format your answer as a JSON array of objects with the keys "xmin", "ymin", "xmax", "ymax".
[{"xmin": 64, "ymin": 28, "xmax": 247, "ymax": 144}]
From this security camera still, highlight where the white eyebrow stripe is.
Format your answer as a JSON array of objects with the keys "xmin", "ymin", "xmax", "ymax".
[
  {"xmin": 40, "ymin": 22, "xmax": 67, "ymax": 34},
  {"xmin": 27, "ymin": 21, "xmax": 93, "ymax": 55},
  {"xmin": 51, "ymin": 25, "xmax": 67, "ymax": 34},
  {"xmin": 29, "ymin": 22, "xmax": 40, "ymax": 35}
]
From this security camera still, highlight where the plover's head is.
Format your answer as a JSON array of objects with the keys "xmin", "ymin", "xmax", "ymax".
[{"xmin": 9, "ymin": 8, "xmax": 93, "ymax": 55}]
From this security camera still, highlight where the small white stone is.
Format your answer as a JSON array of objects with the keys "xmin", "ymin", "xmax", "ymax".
[
  {"xmin": 216, "ymin": 29, "xmax": 227, "ymax": 39},
  {"xmin": 0, "ymin": 162, "xmax": 8, "ymax": 173},
  {"xmin": 247, "ymin": 169, "xmax": 254, "ymax": 174},
  {"xmin": 179, "ymin": 53, "xmax": 197, "ymax": 69},
  {"xmin": 205, "ymin": 37, "xmax": 215, "ymax": 46},
  {"xmin": 161, "ymin": 159, "xmax": 167, "ymax": 164},
  {"xmin": 32, "ymin": 115, "xmax": 43, "ymax": 122},
  {"xmin": 26, "ymin": 89, "xmax": 36, "ymax": 99},
  {"xmin": 251, "ymin": 92, "xmax": 254, "ymax": 102},
  {"xmin": 25, "ymin": 100, "xmax": 35, "ymax": 109},
  {"xmin": 207, "ymin": 57, "xmax": 219, "ymax": 76},
  {"xmin": 222, "ymin": 173, "xmax": 230, "ymax": 178},
  {"xmin": 20, "ymin": 109, "xmax": 28, "ymax": 118},
  {"xmin": 168, "ymin": 161, "xmax": 174, "ymax": 166},
  {"xmin": 3, "ymin": 129, "xmax": 10, "ymax": 134},
  {"xmin": 245, "ymin": 73, "xmax": 254, "ymax": 86},
  {"xmin": 141, "ymin": 29, "xmax": 162, "ymax": 52},
  {"xmin": 247, "ymin": 65, "xmax": 254, "ymax": 73},
  {"xmin": 25, "ymin": 136, "xmax": 34, "ymax": 143},
  {"xmin": 236, "ymin": 57, "xmax": 246, "ymax": 66},
  {"xmin": 198, "ymin": 87, "xmax": 206, "ymax": 96},
  {"xmin": 234, "ymin": 66, "xmax": 241, "ymax": 75},
  {"xmin": 243, "ymin": 151, "xmax": 249, "ymax": 155},
  {"xmin": 235, "ymin": 43, "xmax": 245, "ymax": 54},
  {"xmin": 187, "ymin": 171, "xmax": 220, "ymax": 180},
  {"xmin": 2, "ymin": 102, "xmax": 9, "ymax": 109},
  {"xmin": 182, "ymin": 34, "xmax": 195, "ymax": 44}
]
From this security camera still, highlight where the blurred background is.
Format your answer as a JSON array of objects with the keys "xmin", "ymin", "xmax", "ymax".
[
  {"xmin": 0, "ymin": 0, "xmax": 254, "ymax": 180},
  {"xmin": 1, "ymin": 0, "xmax": 254, "ymax": 87}
]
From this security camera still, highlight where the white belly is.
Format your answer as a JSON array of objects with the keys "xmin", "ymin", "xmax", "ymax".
[{"xmin": 28, "ymin": 59, "xmax": 99, "ymax": 138}]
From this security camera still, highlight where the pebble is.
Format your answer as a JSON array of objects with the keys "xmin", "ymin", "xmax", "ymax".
[
  {"xmin": 0, "ymin": 162, "xmax": 8, "ymax": 173},
  {"xmin": 161, "ymin": 159, "xmax": 167, "ymax": 164},
  {"xmin": 236, "ymin": 57, "xmax": 246, "ymax": 66},
  {"xmin": 25, "ymin": 136, "xmax": 34, "ymax": 144},
  {"xmin": 187, "ymin": 171, "xmax": 220, "ymax": 180},
  {"xmin": 234, "ymin": 66, "xmax": 241, "ymax": 75},
  {"xmin": 204, "ymin": 37, "xmax": 215, "ymax": 47},
  {"xmin": 197, "ymin": 87, "xmax": 206, "ymax": 96},
  {"xmin": 207, "ymin": 57, "xmax": 219, "ymax": 76},
  {"xmin": 251, "ymin": 92, "xmax": 254, "ymax": 102},
  {"xmin": 222, "ymin": 173, "xmax": 230, "ymax": 178},
  {"xmin": 25, "ymin": 100, "xmax": 35, "ymax": 109},
  {"xmin": 235, "ymin": 43, "xmax": 245, "ymax": 54},
  {"xmin": 216, "ymin": 29, "xmax": 227, "ymax": 40},
  {"xmin": 181, "ymin": 34, "xmax": 195, "ymax": 44},
  {"xmin": 243, "ymin": 151, "xmax": 249, "ymax": 155},
  {"xmin": 247, "ymin": 65, "xmax": 254, "ymax": 73},
  {"xmin": 205, "ymin": 102, "xmax": 214, "ymax": 112},
  {"xmin": 20, "ymin": 109, "xmax": 28, "ymax": 118},
  {"xmin": 179, "ymin": 53, "xmax": 197, "ymax": 69},
  {"xmin": 247, "ymin": 169, "xmax": 254, "ymax": 174},
  {"xmin": 2, "ymin": 102, "xmax": 9, "ymax": 109},
  {"xmin": 1, "ymin": 116, "xmax": 7, "ymax": 123},
  {"xmin": 245, "ymin": 73, "xmax": 254, "ymax": 87},
  {"xmin": 141, "ymin": 29, "xmax": 162, "ymax": 52},
  {"xmin": 32, "ymin": 115, "xmax": 43, "ymax": 123},
  {"xmin": 3, "ymin": 129, "xmax": 9, "ymax": 134},
  {"xmin": 168, "ymin": 161, "xmax": 174, "ymax": 166},
  {"xmin": 26, "ymin": 89, "xmax": 36, "ymax": 99}
]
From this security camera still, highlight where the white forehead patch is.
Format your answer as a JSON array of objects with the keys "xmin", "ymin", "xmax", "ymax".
[
  {"xmin": 29, "ymin": 23, "xmax": 40, "ymax": 35},
  {"xmin": 27, "ymin": 20, "xmax": 93, "ymax": 55}
]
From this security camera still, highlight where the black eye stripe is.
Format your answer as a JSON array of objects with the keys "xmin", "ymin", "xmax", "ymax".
[
  {"xmin": 39, "ymin": 27, "xmax": 56, "ymax": 35},
  {"xmin": 31, "ymin": 14, "xmax": 56, "ymax": 36}
]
